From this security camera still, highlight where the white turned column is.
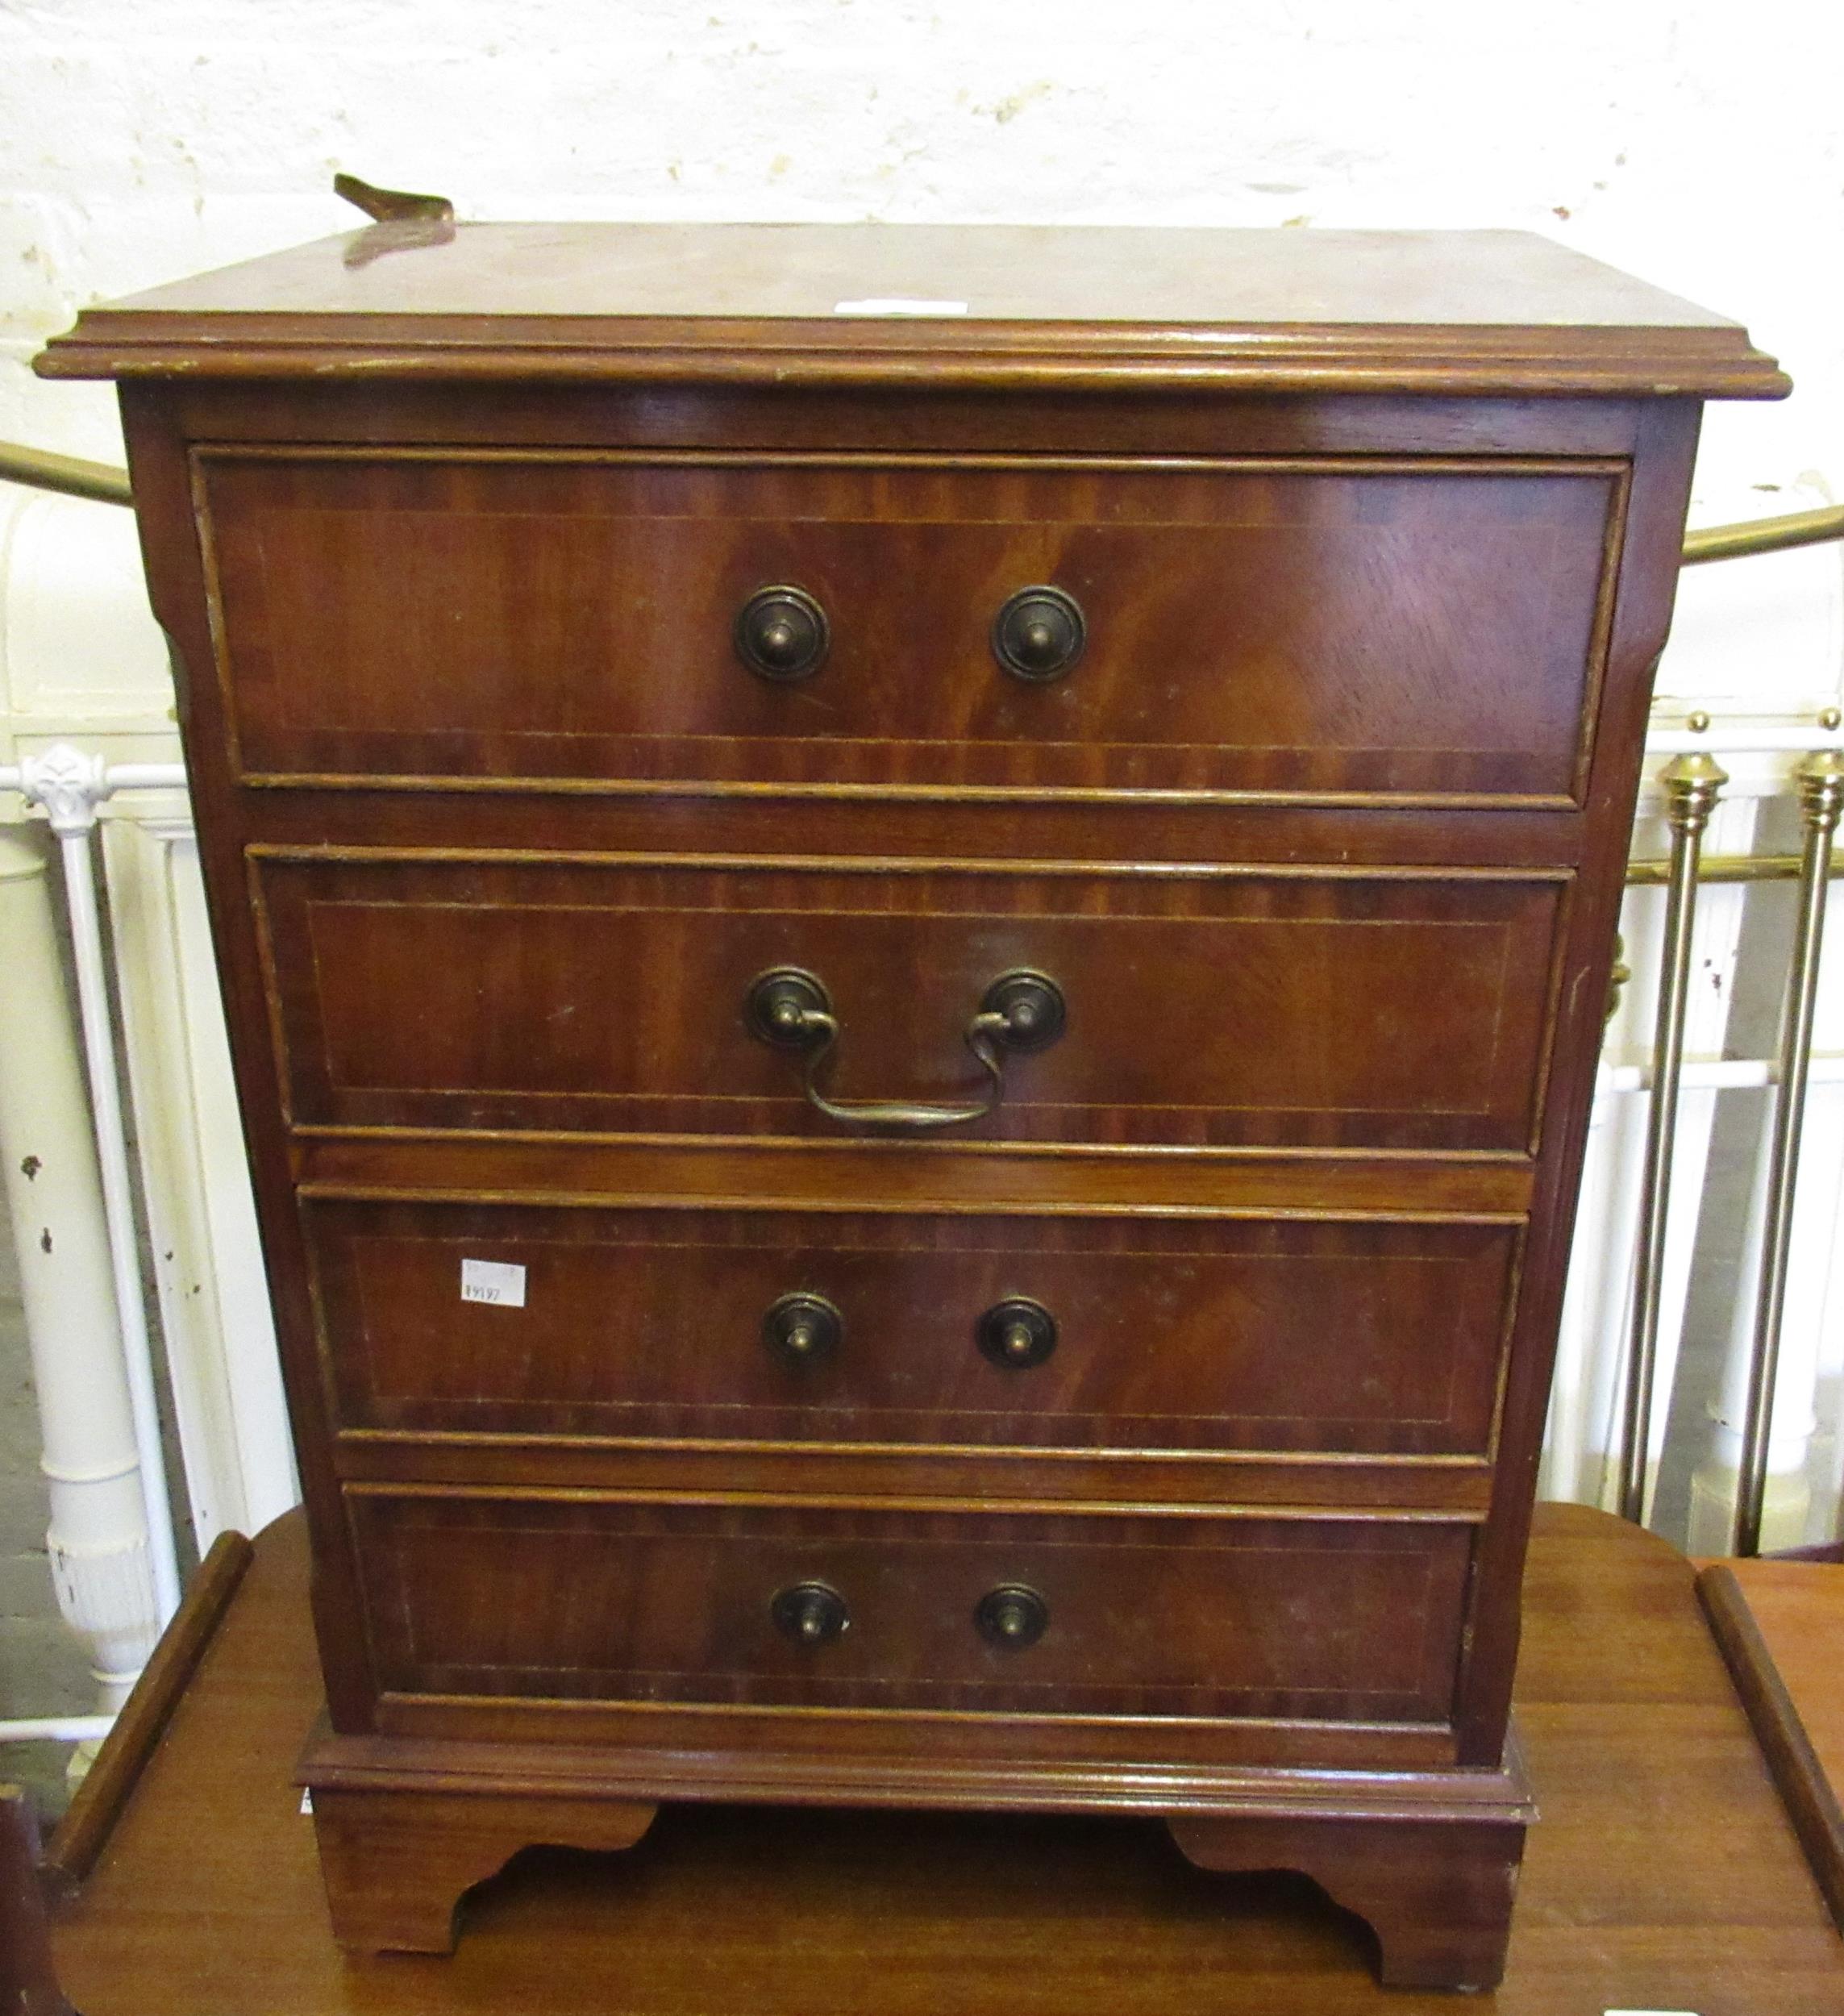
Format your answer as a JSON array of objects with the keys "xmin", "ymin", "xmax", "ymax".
[
  {"xmin": 101, "ymin": 813, "xmax": 297, "ymax": 1543},
  {"xmin": 0, "ymin": 820, "xmax": 160, "ymax": 1710}
]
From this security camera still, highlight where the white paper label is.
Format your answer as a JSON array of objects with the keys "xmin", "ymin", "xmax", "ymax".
[
  {"xmin": 460, "ymin": 1258, "xmax": 527, "ymax": 1308},
  {"xmin": 833, "ymin": 297, "xmax": 969, "ymax": 317},
  {"xmin": 300, "ymin": 1789, "xmax": 314, "ymax": 1815}
]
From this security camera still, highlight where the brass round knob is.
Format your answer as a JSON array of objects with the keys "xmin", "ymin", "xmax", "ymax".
[
  {"xmin": 763, "ymin": 1292, "xmax": 843, "ymax": 1366},
  {"xmin": 975, "ymin": 1584, "xmax": 1049, "ymax": 1650},
  {"xmin": 992, "ymin": 585, "xmax": 1084, "ymax": 682},
  {"xmin": 735, "ymin": 585, "xmax": 829, "ymax": 681},
  {"xmin": 976, "ymin": 1297, "xmax": 1057, "ymax": 1370},
  {"xmin": 771, "ymin": 1581, "xmax": 849, "ymax": 1645}
]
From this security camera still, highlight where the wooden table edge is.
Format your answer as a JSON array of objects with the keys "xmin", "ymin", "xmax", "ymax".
[
  {"xmin": 1696, "ymin": 1559, "xmax": 1844, "ymax": 1932},
  {"xmin": 40, "ymin": 1530, "xmax": 254, "ymax": 1894}
]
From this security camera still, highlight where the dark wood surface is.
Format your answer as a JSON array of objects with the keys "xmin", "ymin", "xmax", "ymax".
[
  {"xmin": 1168, "ymin": 1811, "xmax": 1526, "ymax": 1992},
  {"xmin": 198, "ymin": 449, "xmax": 1619, "ymax": 800},
  {"xmin": 48, "ymin": 227, "xmax": 1779, "ymax": 1980},
  {"xmin": 139, "ymin": 387, "xmax": 1694, "ymax": 1760},
  {"xmin": 348, "ymin": 1493, "xmax": 1472, "ymax": 1720},
  {"xmin": 2, "ymin": 1786, "xmax": 73, "ymax": 2016},
  {"xmin": 307, "ymin": 1199, "xmax": 1514, "ymax": 1457},
  {"xmin": 252, "ymin": 848, "xmax": 1565, "ymax": 1152},
  {"xmin": 47, "ymin": 1502, "xmax": 1844, "ymax": 2014},
  {"xmin": 104, "ymin": 367, "xmax": 1698, "ymax": 1796},
  {"xmin": 310, "ymin": 1785, "xmax": 657, "ymax": 1958},
  {"xmin": 35, "ymin": 223, "xmax": 1789, "ymax": 397}
]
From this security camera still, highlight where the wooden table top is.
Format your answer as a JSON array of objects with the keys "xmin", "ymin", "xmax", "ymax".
[
  {"xmin": 1719, "ymin": 1558, "xmax": 1844, "ymax": 1795},
  {"xmin": 1696, "ymin": 1552, "xmax": 1844, "ymax": 1931},
  {"xmin": 49, "ymin": 1503, "xmax": 1844, "ymax": 2015},
  {"xmin": 68, "ymin": 224, "xmax": 1755, "ymax": 329}
]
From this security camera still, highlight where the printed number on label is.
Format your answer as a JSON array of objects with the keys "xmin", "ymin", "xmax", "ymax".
[{"xmin": 460, "ymin": 1258, "xmax": 527, "ymax": 1308}]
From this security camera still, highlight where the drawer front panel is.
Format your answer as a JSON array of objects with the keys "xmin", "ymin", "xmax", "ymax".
[
  {"xmin": 202, "ymin": 452, "xmax": 1620, "ymax": 802},
  {"xmin": 310, "ymin": 1200, "xmax": 1517, "ymax": 1457},
  {"xmin": 349, "ymin": 1492, "xmax": 1473, "ymax": 1722},
  {"xmin": 256, "ymin": 852, "xmax": 1567, "ymax": 1152}
]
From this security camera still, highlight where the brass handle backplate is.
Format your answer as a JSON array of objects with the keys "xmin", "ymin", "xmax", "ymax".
[
  {"xmin": 993, "ymin": 585, "xmax": 1084, "ymax": 681},
  {"xmin": 771, "ymin": 1580, "xmax": 850, "ymax": 1645},
  {"xmin": 735, "ymin": 585, "xmax": 830, "ymax": 681},
  {"xmin": 975, "ymin": 1584, "xmax": 1049, "ymax": 1649},
  {"xmin": 745, "ymin": 966, "xmax": 1065, "ymax": 1131}
]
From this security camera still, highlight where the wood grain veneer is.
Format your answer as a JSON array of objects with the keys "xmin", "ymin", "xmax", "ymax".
[
  {"xmin": 196, "ymin": 451, "xmax": 1621, "ymax": 802},
  {"xmin": 40, "ymin": 221, "xmax": 1784, "ymax": 1987},
  {"xmin": 305, "ymin": 1198, "xmax": 1517, "ymax": 1459},
  {"xmin": 348, "ymin": 1491, "xmax": 1475, "ymax": 1722},
  {"xmin": 252, "ymin": 849, "xmax": 1568, "ymax": 1152},
  {"xmin": 36, "ymin": 223, "xmax": 1789, "ymax": 398}
]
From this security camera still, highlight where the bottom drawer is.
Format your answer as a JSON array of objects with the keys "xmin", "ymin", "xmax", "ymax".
[{"xmin": 349, "ymin": 1492, "xmax": 1473, "ymax": 1725}]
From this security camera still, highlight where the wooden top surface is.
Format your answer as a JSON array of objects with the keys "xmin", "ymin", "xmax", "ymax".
[
  {"xmin": 1721, "ymin": 1560, "xmax": 1844, "ymax": 1797},
  {"xmin": 36, "ymin": 223, "xmax": 1788, "ymax": 396},
  {"xmin": 49, "ymin": 1504, "xmax": 1844, "ymax": 2016}
]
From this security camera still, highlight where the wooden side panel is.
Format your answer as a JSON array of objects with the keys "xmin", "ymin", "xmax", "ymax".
[
  {"xmin": 255, "ymin": 852, "xmax": 1568, "ymax": 1153},
  {"xmin": 348, "ymin": 1492, "xmax": 1474, "ymax": 1724},
  {"xmin": 307, "ymin": 1199, "xmax": 1518, "ymax": 1459},
  {"xmin": 198, "ymin": 453, "xmax": 1619, "ymax": 802}
]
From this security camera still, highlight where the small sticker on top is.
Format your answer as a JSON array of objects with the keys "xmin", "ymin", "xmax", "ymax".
[
  {"xmin": 833, "ymin": 297, "xmax": 969, "ymax": 317},
  {"xmin": 460, "ymin": 1258, "xmax": 527, "ymax": 1308}
]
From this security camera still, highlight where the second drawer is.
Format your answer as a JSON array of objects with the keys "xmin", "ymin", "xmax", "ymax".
[
  {"xmin": 255, "ymin": 849, "xmax": 1567, "ymax": 1154},
  {"xmin": 309, "ymin": 1198, "xmax": 1517, "ymax": 1458}
]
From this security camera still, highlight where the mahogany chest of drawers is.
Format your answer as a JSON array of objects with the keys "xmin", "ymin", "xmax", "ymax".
[{"xmin": 40, "ymin": 221, "xmax": 1784, "ymax": 1989}]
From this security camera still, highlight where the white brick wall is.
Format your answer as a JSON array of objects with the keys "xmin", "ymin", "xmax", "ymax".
[
  {"xmin": 2, "ymin": 0, "xmax": 1840, "ymax": 519},
  {"xmin": 0, "ymin": 2, "xmax": 1841, "ymax": 1578}
]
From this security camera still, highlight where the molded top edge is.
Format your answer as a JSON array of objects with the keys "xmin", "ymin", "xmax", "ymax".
[{"xmin": 35, "ymin": 223, "xmax": 1789, "ymax": 398}]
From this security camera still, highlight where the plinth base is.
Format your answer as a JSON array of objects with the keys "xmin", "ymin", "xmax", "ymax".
[{"xmin": 303, "ymin": 1722, "xmax": 1533, "ymax": 1986}]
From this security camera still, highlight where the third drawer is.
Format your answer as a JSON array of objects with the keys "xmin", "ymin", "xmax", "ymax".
[{"xmin": 308, "ymin": 1197, "xmax": 1517, "ymax": 1460}]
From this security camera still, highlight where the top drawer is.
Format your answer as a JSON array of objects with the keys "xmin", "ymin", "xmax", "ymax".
[{"xmin": 196, "ymin": 450, "xmax": 1623, "ymax": 806}]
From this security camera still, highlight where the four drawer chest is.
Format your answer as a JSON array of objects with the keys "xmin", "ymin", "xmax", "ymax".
[{"xmin": 40, "ymin": 221, "xmax": 1785, "ymax": 1989}]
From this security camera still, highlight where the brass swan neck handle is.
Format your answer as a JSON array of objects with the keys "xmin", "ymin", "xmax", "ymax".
[{"xmin": 746, "ymin": 967, "xmax": 1065, "ymax": 1131}]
